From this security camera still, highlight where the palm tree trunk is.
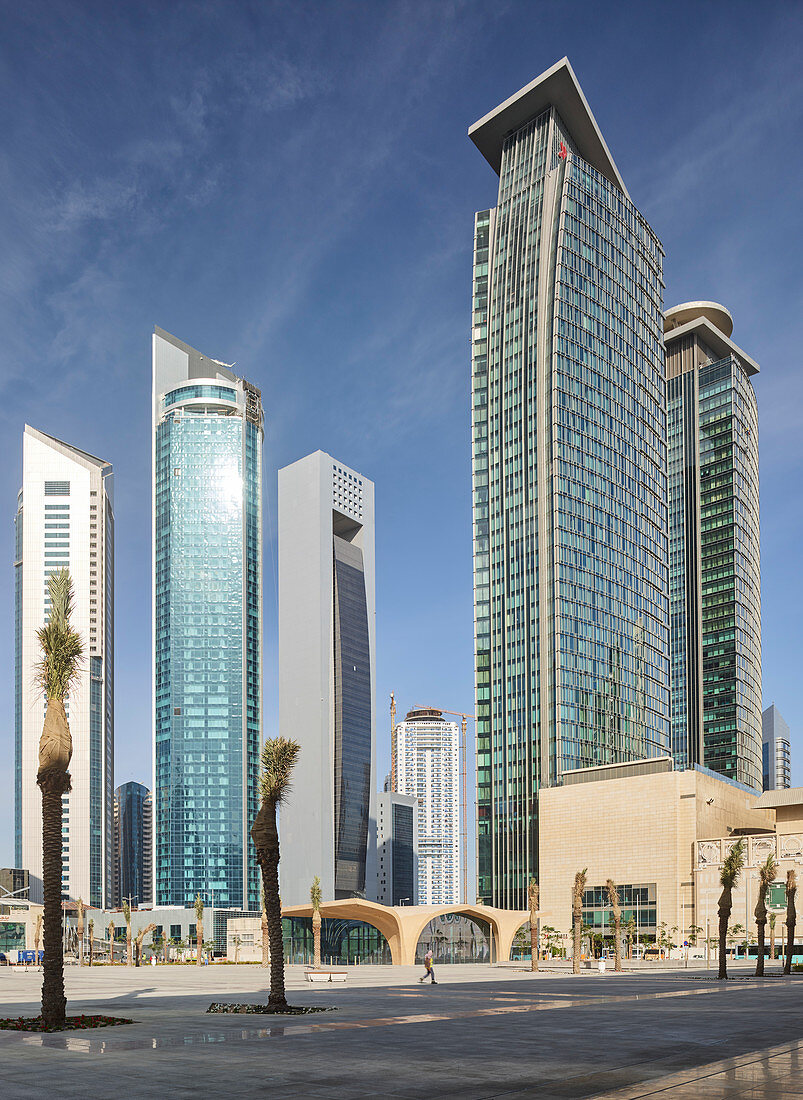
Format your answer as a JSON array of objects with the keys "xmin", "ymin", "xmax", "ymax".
[
  {"xmin": 313, "ymin": 910, "xmax": 322, "ymax": 970},
  {"xmin": 261, "ymin": 909, "xmax": 269, "ymax": 968},
  {"xmin": 770, "ymin": 923, "xmax": 775, "ymax": 960},
  {"xmin": 756, "ymin": 918, "xmax": 765, "ymax": 977},
  {"xmin": 718, "ymin": 890, "xmax": 730, "ymax": 980},
  {"xmin": 127, "ymin": 929, "xmax": 132, "ymax": 967},
  {"xmin": 784, "ymin": 889, "xmax": 796, "ymax": 975},
  {"xmin": 572, "ymin": 913, "xmax": 581, "ymax": 974},
  {"xmin": 77, "ymin": 931, "xmax": 83, "ymax": 966},
  {"xmin": 613, "ymin": 915, "xmax": 622, "ymax": 971},
  {"xmin": 197, "ymin": 921, "xmax": 203, "ymax": 966},
  {"xmin": 530, "ymin": 916, "xmax": 538, "ymax": 972},
  {"xmin": 254, "ymin": 799, "xmax": 287, "ymax": 1007},
  {"xmin": 88, "ymin": 930, "xmax": 93, "ymax": 967},
  {"xmin": 39, "ymin": 780, "xmax": 68, "ymax": 1026}
]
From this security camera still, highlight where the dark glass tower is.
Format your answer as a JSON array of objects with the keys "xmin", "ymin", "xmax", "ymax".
[
  {"xmin": 152, "ymin": 328, "xmax": 263, "ymax": 910},
  {"xmin": 470, "ymin": 59, "xmax": 670, "ymax": 908},
  {"xmin": 114, "ymin": 781, "xmax": 152, "ymax": 907},
  {"xmin": 665, "ymin": 302, "xmax": 761, "ymax": 789}
]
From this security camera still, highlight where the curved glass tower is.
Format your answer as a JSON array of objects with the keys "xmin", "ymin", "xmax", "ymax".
[
  {"xmin": 152, "ymin": 328, "xmax": 263, "ymax": 910},
  {"xmin": 470, "ymin": 59, "xmax": 670, "ymax": 908}
]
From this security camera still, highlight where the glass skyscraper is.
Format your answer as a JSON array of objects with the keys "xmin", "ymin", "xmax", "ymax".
[
  {"xmin": 114, "ymin": 781, "xmax": 152, "ymax": 907},
  {"xmin": 665, "ymin": 302, "xmax": 762, "ymax": 790},
  {"xmin": 470, "ymin": 59, "xmax": 670, "ymax": 908},
  {"xmin": 762, "ymin": 705, "xmax": 791, "ymax": 791},
  {"xmin": 152, "ymin": 327, "xmax": 263, "ymax": 911}
]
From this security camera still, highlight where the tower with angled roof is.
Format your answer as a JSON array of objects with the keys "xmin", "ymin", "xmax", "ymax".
[
  {"xmin": 470, "ymin": 58, "xmax": 670, "ymax": 907},
  {"xmin": 15, "ymin": 425, "xmax": 114, "ymax": 906},
  {"xmin": 665, "ymin": 302, "xmax": 762, "ymax": 789},
  {"xmin": 152, "ymin": 327, "xmax": 263, "ymax": 911}
]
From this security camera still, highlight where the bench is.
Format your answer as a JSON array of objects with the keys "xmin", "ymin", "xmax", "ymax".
[{"xmin": 305, "ymin": 970, "xmax": 348, "ymax": 984}]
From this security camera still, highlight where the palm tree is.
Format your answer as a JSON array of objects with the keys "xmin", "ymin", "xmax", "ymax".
[
  {"xmin": 35, "ymin": 568, "xmax": 82, "ymax": 1027},
  {"xmin": 233, "ymin": 934, "xmax": 242, "ymax": 964},
  {"xmin": 606, "ymin": 880, "xmax": 622, "ymax": 972},
  {"xmin": 784, "ymin": 869, "xmax": 797, "ymax": 976},
  {"xmin": 107, "ymin": 920, "xmax": 115, "ymax": 964},
  {"xmin": 152, "ymin": 931, "xmax": 163, "ymax": 962},
  {"xmin": 34, "ymin": 912, "xmax": 43, "ymax": 964},
  {"xmin": 261, "ymin": 886, "xmax": 269, "ymax": 969},
  {"xmin": 195, "ymin": 893, "xmax": 204, "ymax": 967},
  {"xmin": 718, "ymin": 839, "xmax": 745, "ymax": 979},
  {"xmin": 572, "ymin": 869, "xmax": 587, "ymax": 975},
  {"xmin": 528, "ymin": 878, "xmax": 539, "ymax": 972},
  {"xmin": 250, "ymin": 736, "xmax": 300, "ymax": 1008},
  {"xmin": 769, "ymin": 912, "xmax": 777, "ymax": 960},
  {"xmin": 134, "ymin": 923, "xmax": 157, "ymax": 967},
  {"xmin": 122, "ymin": 901, "xmax": 133, "ymax": 966},
  {"xmin": 310, "ymin": 876, "xmax": 323, "ymax": 970},
  {"xmin": 88, "ymin": 919, "xmax": 94, "ymax": 967},
  {"xmin": 76, "ymin": 898, "xmax": 85, "ymax": 966},
  {"xmin": 754, "ymin": 853, "xmax": 778, "ymax": 976}
]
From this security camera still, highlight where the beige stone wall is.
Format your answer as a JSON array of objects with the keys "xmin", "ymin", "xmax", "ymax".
[
  {"xmin": 537, "ymin": 768, "xmax": 774, "ymax": 943},
  {"xmin": 225, "ymin": 916, "xmax": 263, "ymax": 963}
]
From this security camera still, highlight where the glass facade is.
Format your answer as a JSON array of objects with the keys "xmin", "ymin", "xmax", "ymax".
[
  {"xmin": 332, "ymin": 537, "xmax": 371, "ymax": 898},
  {"xmin": 114, "ymin": 781, "xmax": 151, "ymax": 907},
  {"xmin": 473, "ymin": 99, "xmax": 668, "ymax": 908},
  {"xmin": 667, "ymin": 326, "xmax": 762, "ymax": 790},
  {"xmin": 154, "ymin": 338, "xmax": 263, "ymax": 912},
  {"xmin": 391, "ymin": 801, "xmax": 414, "ymax": 906},
  {"xmin": 582, "ymin": 882, "xmax": 657, "ymax": 937}
]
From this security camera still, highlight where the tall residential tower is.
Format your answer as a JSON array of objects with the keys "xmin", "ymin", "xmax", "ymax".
[
  {"xmin": 470, "ymin": 59, "xmax": 669, "ymax": 907},
  {"xmin": 152, "ymin": 327, "xmax": 263, "ymax": 910},
  {"xmin": 277, "ymin": 451, "xmax": 376, "ymax": 906},
  {"xmin": 665, "ymin": 302, "xmax": 762, "ymax": 789},
  {"xmin": 762, "ymin": 705, "xmax": 791, "ymax": 792},
  {"xmin": 390, "ymin": 708, "xmax": 459, "ymax": 905},
  {"xmin": 15, "ymin": 426, "xmax": 114, "ymax": 906}
]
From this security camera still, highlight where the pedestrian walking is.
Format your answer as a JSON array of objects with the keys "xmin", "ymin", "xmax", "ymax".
[{"xmin": 419, "ymin": 949, "xmax": 437, "ymax": 984}]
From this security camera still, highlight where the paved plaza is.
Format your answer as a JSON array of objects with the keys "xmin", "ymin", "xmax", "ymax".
[{"xmin": 2, "ymin": 963, "xmax": 803, "ymax": 1098}]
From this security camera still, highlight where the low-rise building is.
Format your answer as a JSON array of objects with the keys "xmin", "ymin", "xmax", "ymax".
[{"xmin": 537, "ymin": 758, "xmax": 780, "ymax": 947}]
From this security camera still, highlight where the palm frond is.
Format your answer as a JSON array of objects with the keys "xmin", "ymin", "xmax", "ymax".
[
  {"xmin": 258, "ymin": 737, "xmax": 301, "ymax": 804},
  {"xmin": 122, "ymin": 900, "xmax": 131, "ymax": 924},
  {"xmin": 758, "ymin": 853, "xmax": 778, "ymax": 891},
  {"xmin": 195, "ymin": 892, "xmax": 204, "ymax": 920},
  {"xmin": 720, "ymin": 839, "xmax": 745, "ymax": 889},
  {"xmin": 606, "ymin": 879, "xmax": 620, "ymax": 910},
  {"xmin": 310, "ymin": 875, "xmax": 322, "ymax": 910},
  {"xmin": 35, "ymin": 570, "xmax": 82, "ymax": 698}
]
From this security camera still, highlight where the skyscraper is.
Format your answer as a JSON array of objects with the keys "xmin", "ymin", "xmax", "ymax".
[
  {"xmin": 114, "ymin": 781, "xmax": 152, "ymax": 907},
  {"xmin": 277, "ymin": 451, "xmax": 376, "ymax": 907},
  {"xmin": 391, "ymin": 708, "xmax": 459, "ymax": 905},
  {"xmin": 665, "ymin": 302, "xmax": 762, "ymax": 790},
  {"xmin": 762, "ymin": 705, "xmax": 791, "ymax": 792},
  {"xmin": 376, "ymin": 791, "xmax": 418, "ymax": 906},
  {"xmin": 15, "ymin": 426, "xmax": 114, "ymax": 907},
  {"xmin": 152, "ymin": 327, "xmax": 263, "ymax": 911},
  {"xmin": 470, "ymin": 58, "xmax": 669, "ymax": 908}
]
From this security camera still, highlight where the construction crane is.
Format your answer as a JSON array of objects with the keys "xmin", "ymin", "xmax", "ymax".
[{"xmin": 414, "ymin": 703, "xmax": 475, "ymax": 906}]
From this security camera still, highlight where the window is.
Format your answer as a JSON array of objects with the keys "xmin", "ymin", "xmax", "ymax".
[{"xmin": 45, "ymin": 481, "xmax": 70, "ymax": 496}]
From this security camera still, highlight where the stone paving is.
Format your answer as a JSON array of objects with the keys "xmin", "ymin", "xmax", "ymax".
[{"xmin": 1, "ymin": 962, "xmax": 802, "ymax": 1097}]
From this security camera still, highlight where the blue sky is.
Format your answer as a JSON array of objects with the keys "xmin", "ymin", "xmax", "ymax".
[{"xmin": 1, "ymin": 1, "xmax": 801, "ymax": 869}]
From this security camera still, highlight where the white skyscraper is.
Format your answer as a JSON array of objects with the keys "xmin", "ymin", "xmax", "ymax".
[
  {"xmin": 15, "ymin": 426, "xmax": 114, "ymax": 907},
  {"xmin": 391, "ymin": 708, "xmax": 459, "ymax": 905},
  {"xmin": 278, "ymin": 451, "xmax": 376, "ymax": 907}
]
